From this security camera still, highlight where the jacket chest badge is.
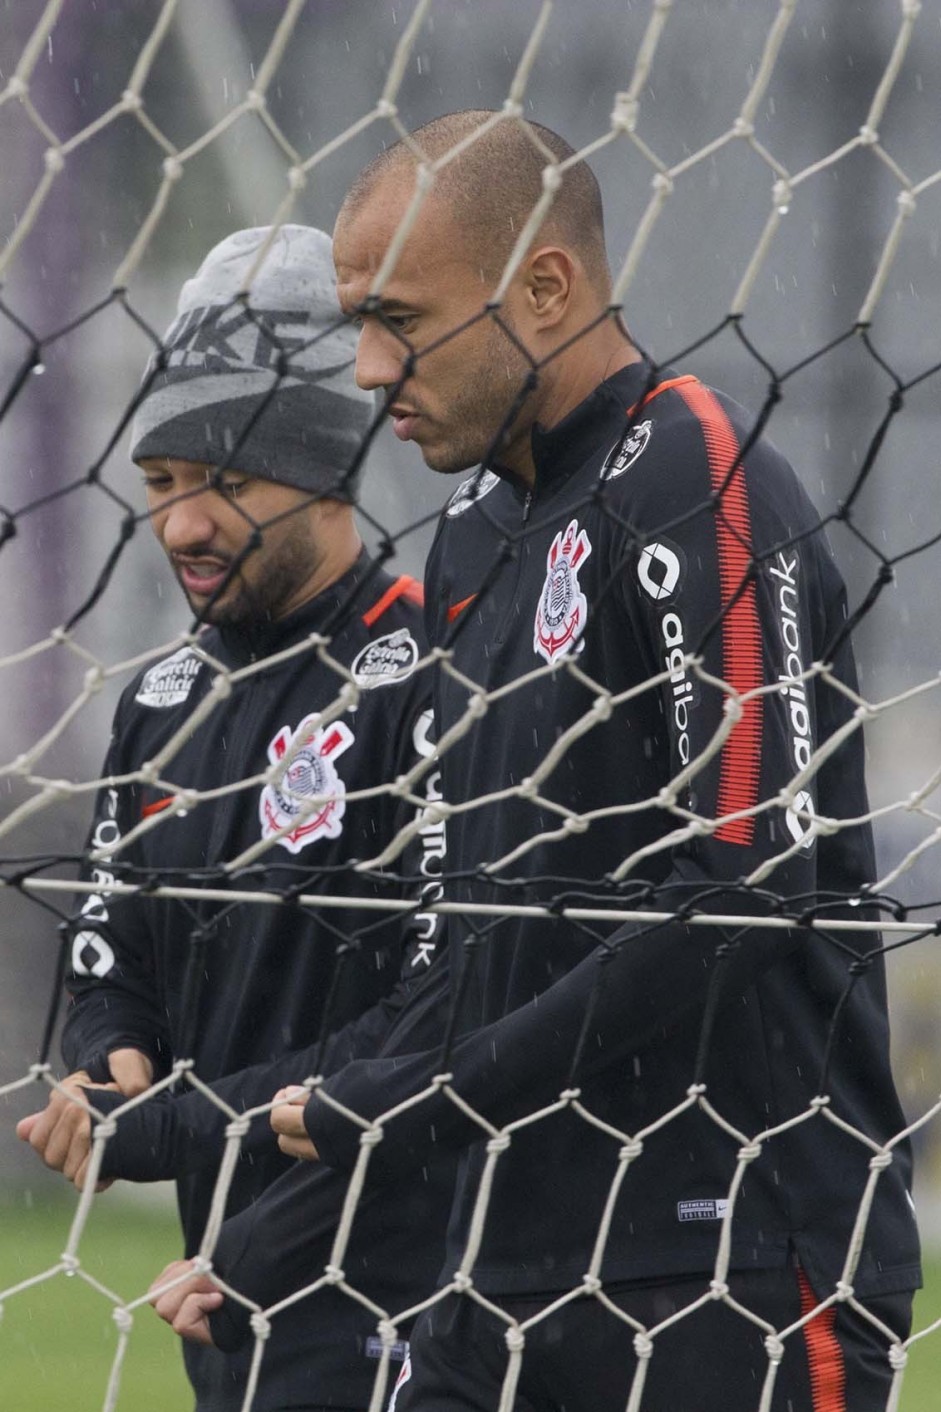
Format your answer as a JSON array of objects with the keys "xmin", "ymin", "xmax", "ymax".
[
  {"xmin": 533, "ymin": 518, "xmax": 593, "ymax": 664},
  {"xmin": 601, "ymin": 419, "xmax": 653, "ymax": 480},
  {"xmin": 259, "ymin": 715, "xmax": 355, "ymax": 853}
]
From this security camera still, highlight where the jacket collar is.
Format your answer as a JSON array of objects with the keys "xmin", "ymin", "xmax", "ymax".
[{"xmin": 525, "ymin": 359, "xmax": 659, "ymax": 491}]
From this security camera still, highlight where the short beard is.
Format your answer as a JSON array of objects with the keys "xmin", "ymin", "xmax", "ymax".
[
  {"xmin": 180, "ymin": 517, "xmax": 321, "ymax": 628},
  {"xmin": 425, "ymin": 316, "xmax": 536, "ymax": 476}
]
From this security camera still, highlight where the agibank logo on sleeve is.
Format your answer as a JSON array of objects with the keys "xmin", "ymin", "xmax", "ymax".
[
  {"xmin": 533, "ymin": 518, "xmax": 593, "ymax": 664},
  {"xmin": 259, "ymin": 715, "xmax": 354, "ymax": 853}
]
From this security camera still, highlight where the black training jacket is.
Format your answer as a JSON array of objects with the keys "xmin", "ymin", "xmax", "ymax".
[
  {"xmin": 61, "ymin": 551, "xmax": 452, "ymax": 1411},
  {"xmin": 205, "ymin": 363, "xmax": 919, "ymax": 1350}
]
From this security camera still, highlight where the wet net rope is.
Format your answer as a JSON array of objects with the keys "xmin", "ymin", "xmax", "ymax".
[{"xmin": 1, "ymin": 3, "xmax": 940, "ymax": 1411}]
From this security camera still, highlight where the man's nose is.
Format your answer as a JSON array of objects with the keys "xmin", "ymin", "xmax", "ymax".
[
  {"xmin": 158, "ymin": 488, "xmax": 219, "ymax": 554},
  {"xmin": 355, "ymin": 321, "xmax": 409, "ymax": 394}
]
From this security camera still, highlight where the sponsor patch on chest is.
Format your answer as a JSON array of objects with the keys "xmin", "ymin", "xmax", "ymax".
[
  {"xmin": 259, "ymin": 715, "xmax": 354, "ymax": 853},
  {"xmin": 533, "ymin": 518, "xmax": 593, "ymax": 664},
  {"xmin": 351, "ymin": 628, "xmax": 419, "ymax": 687},
  {"xmin": 135, "ymin": 646, "xmax": 202, "ymax": 708}
]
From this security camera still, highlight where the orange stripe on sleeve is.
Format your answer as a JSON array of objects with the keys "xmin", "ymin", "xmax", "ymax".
[
  {"xmin": 673, "ymin": 379, "xmax": 763, "ymax": 846},
  {"xmin": 798, "ymin": 1268, "xmax": 848, "ymax": 1412},
  {"xmin": 361, "ymin": 575, "xmax": 424, "ymax": 628}
]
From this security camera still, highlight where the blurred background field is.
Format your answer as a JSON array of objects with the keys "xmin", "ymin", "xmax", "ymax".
[
  {"xmin": 3, "ymin": 0, "xmax": 941, "ymax": 1406},
  {"xmin": 0, "ymin": 1190, "xmax": 939, "ymax": 1411}
]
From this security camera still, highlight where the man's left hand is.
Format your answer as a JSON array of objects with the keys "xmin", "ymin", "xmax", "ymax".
[
  {"xmin": 270, "ymin": 1086, "xmax": 319, "ymax": 1161},
  {"xmin": 148, "ymin": 1259, "xmax": 223, "ymax": 1345}
]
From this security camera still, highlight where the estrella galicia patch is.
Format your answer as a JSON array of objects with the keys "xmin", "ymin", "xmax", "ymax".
[
  {"xmin": 351, "ymin": 629, "xmax": 419, "ymax": 688},
  {"xmin": 135, "ymin": 646, "xmax": 202, "ymax": 708},
  {"xmin": 259, "ymin": 716, "xmax": 354, "ymax": 854},
  {"xmin": 601, "ymin": 419, "xmax": 652, "ymax": 480},
  {"xmin": 445, "ymin": 468, "xmax": 500, "ymax": 517},
  {"xmin": 533, "ymin": 518, "xmax": 593, "ymax": 664}
]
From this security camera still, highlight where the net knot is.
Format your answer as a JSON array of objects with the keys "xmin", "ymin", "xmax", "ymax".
[
  {"xmin": 83, "ymin": 664, "xmax": 105, "ymax": 694},
  {"xmin": 191, "ymin": 1255, "xmax": 212, "ymax": 1277},
  {"xmin": 686, "ymin": 1082, "xmax": 707, "ymax": 1099},
  {"xmin": 652, "ymin": 171, "xmax": 673, "ymax": 196},
  {"xmin": 582, "ymin": 1274, "xmax": 602, "ymax": 1295},
  {"xmin": 225, "ymin": 1116, "xmax": 251, "ymax": 1140},
  {"xmin": 29, "ymin": 1061, "xmax": 52, "ymax": 1080},
  {"xmin": 452, "ymin": 1271, "xmax": 473, "ymax": 1292},
  {"xmin": 250, "ymin": 1311, "xmax": 272, "ymax": 1340},
  {"xmin": 591, "ymin": 692, "xmax": 613, "ymax": 721},
  {"xmin": 376, "ymin": 1319, "xmax": 399, "ymax": 1348},
  {"xmin": 869, "ymin": 1151, "xmax": 893, "ymax": 1172},
  {"xmin": 902, "ymin": 0, "xmax": 922, "ymax": 15},
  {"xmin": 709, "ymin": 1280, "xmax": 729, "ymax": 1299},
  {"xmin": 288, "ymin": 166, "xmax": 307, "ymax": 192},
  {"xmin": 376, "ymin": 98, "xmax": 397, "ymax": 120},
  {"xmin": 44, "ymin": 147, "xmax": 65, "ymax": 174},
  {"xmin": 858, "ymin": 124, "xmax": 879, "ymax": 146},
  {"xmin": 94, "ymin": 1117, "xmax": 117, "ymax": 1140},
  {"xmin": 61, "ymin": 1253, "xmax": 80, "ymax": 1275},
  {"xmin": 542, "ymin": 164, "xmax": 563, "ymax": 195},
  {"xmin": 773, "ymin": 178, "xmax": 792, "ymax": 215},
  {"xmin": 888, "ymin": 1342, "xmax": 909, "ymax": 1370},
  {"xmin": 162, "ymin": 156, "xmax": 184, "ymax": 182},
  {"xmin": 809, "ymin": 1094, "xmax": 830, "ymax": 1112},
  {"xmin": 633, "ymin": 1332, "xmax": 654, "ymax": 1360},
  {"xmin": 112, "ymin": 1307, "xmax": 133, "ymax": 1334},
  {"xmin": 610, "ymin": 92, "xmax": 637, "ymax": 133},
  {"xmin": 835, "ymin": 1281, "xmax": 854, "ymax": 1302},
  {"xmin": 505, "ymin": 1326, "xmax": 525, "ymax": 1353},
  {"xmin": 896, "ymin": 189, "xmax": 917, "ymax": 217},
  {"xmin": 360, "ymin": 1126, "xmax": 384, "ymax": 1148},
  {"xmin": 245, "ymin": 88, "xmax": 265, "ymax": 111},
  {"xmin": 501, "ymin": 97, "xmax": 523, "ymax": 118},
  {"xmin": 563, "ymin": 815, "xmax": 588, "ymax": 835},
  {"xmin": 764, "ymin": 1334, "xmax": 785, "ymax": 1363},
  {"xmin": 732, "ymin": 117, "xmax": 754, "ymax": 139},
  {"xmin": 6, "ymin": 75, "xmax": 28, "ymax": 98},
  {"xmin": 620, "ymin": 1140, "xmax": 644, "ymax": 1162},
  {"xmin": 324, "ymin": 1264, "xmax": 344, "ymax": 1285},
  {"xmin": 486, "ymin": 1133, "xmax": 512, "ymax": 1155},
  {"xmin": 432, "ymin": 1071, "xmax": 454, "ymax": 1089},
  {"xmin": 467, "ymin": 692, "xmax": 488, "ymax": 720},
  {"xmin": 737, "ymin": 1141, "xmax": 762, "ymax": 1163},
  {"xmin": 120, "ymin": 90, "xmax": 142, "ymax": 112}
]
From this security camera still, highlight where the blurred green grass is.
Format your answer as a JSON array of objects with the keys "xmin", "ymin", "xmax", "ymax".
[
  {"xmin": 0, "ymin": 1197, "xmax": 939, "ymax": 1410},
  {"xmin": 0, "ymin": 1195, "xmax": 191, "ymax": 1411}
]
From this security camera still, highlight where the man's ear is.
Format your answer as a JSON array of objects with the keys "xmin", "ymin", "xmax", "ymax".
[{"xmin": 523, "ymin": 246, "xmax": 576, "ymax": 328}]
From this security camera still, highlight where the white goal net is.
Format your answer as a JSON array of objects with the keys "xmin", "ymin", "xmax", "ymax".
[{"xmin": 2, "ymin": 3, "xmax": 941, "ymax": 1411}]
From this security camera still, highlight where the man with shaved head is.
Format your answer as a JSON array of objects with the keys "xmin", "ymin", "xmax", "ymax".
[{"xmin": 172, "ymin": 114, "xmax": 919, "ymax": 1412}]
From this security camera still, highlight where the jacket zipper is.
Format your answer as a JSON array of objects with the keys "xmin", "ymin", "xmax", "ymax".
[{"xmin": 493, "ymin": 488, "xmax": 533, "ymax": 646}]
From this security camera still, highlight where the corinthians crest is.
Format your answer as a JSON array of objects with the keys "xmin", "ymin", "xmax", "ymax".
[
  {"xmin": 533, "ymin": 518, "xmax": 593, "ymax": 664},
  {"xmin": 259, "ymin": 715, "xmax": 354, "ymax": 853}
]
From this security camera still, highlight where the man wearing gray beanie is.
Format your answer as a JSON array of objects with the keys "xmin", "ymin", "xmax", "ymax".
[{"xmin": 17, "ymin": 226, "xmax": 452, "ymax": 1412}]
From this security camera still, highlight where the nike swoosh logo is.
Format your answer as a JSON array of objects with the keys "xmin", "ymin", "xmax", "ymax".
[{"xmin": 447, "ymin": 594, "xmax": 477, "ymax": 623}]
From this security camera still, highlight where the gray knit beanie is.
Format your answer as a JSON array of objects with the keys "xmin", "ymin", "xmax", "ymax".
[{"xmin": 130, "ymin": 225, "xmax": 373, "ymax": 500}]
